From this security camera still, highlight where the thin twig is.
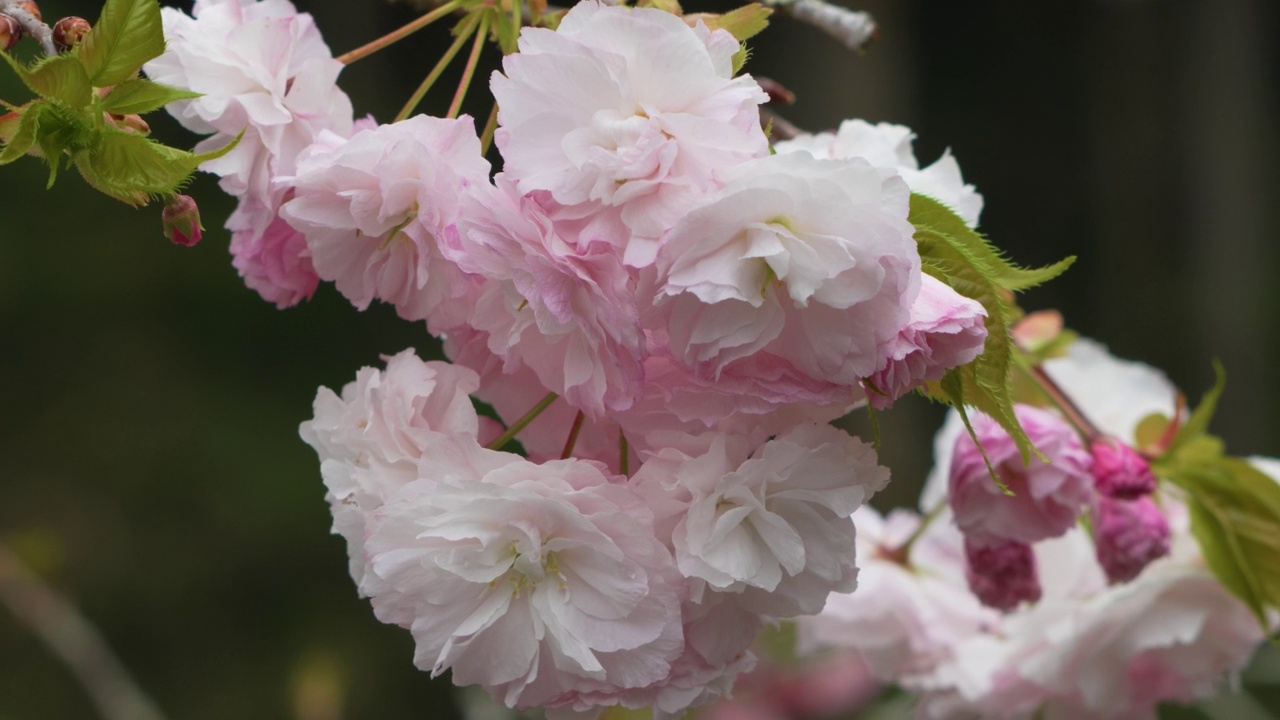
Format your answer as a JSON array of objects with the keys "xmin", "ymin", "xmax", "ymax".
[
  {"xmin": 764, "ymin": 0, "xmax": 878, "ymax": 53},
  {"xmin": 0, "ymin": 543, "xmax": 167, "ymax": 720},
  {"xmin": 560, "ymin": 411, "xmax": 585, "ymax": 459},
  {"xmin": 485, "ymin": 392, "xmax": 558, "ymax": 451},
  {"xmin": 0, "ymin": 0, "xmax": 55, "ymax": 55},
  {"xmin": 446, "ymin": 10, "xmax": 489, "ymax": 119},
  {"xmin": 394, "ymin": 10, "xmax": 481, "ymax": 122},
  {"xmin": 479, "ymin": 101, "xmax": 499, "ymax": 155},
  {"xmin": 337, "ymin": 0, "xmax": 465, "ymax": 65}
]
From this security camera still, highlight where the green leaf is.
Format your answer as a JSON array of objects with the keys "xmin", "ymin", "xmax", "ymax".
[
  {"xmin": 100, "ymin": 78, "xmax": 200, "ymax": 116},
  {"xmin": 1133, "ymin": 412, "xmax": 1172, "ymax": 452},
  {"xmin": 0, "ymin": 52, "xmax": 93, "ymax": 108},
  {"xmin": 77, "ymin": 0, "xmax": 166, "ymax": 87},
  {"xmin": 910, "ymin": 192, "xmax": 1076, "ymax": 291},
  {"xmin": 75, "ymin": 129, "xmax": 238, "ymax": 206},
  {"xmin": 708, "ymin": 4, "xmax": 772, "ymax": 42},
  {"xmin": 0, "ymin": 105, "xmax": 44, "ymax": 164},
  {"xmin": 732, "ymin": 44, "xmax": 750, "ymax": 74},
  {"xmin": 1166, "ymin": 453, "xmax": 1280, "ymax": 628},
  {"xmin": 911, "ymin": 193, "xmax": 1075, "ymax": 465},
  {"xmin": 940, "ymin": 368, "xmax": 1012, "ymax": 494},
  {"xmin": 1166, "ymin": 360, "xmax": 1225, "ymax": 457}
]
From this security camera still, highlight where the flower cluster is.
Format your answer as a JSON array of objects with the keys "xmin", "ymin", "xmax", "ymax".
[
  {"xmin": 143, "ymin": 0, "xmax": 1270, "ymax": 717},
  {"xmin": 798, "ymin": 339, "xmax": 1268, "ymax": 718}
]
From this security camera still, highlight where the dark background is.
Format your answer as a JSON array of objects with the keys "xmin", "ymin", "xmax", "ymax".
[{"xmin": 0, "ymin": 0, "xmax": 1276, "ymax": 718}]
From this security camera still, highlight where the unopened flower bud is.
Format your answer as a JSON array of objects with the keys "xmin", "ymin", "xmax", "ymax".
[
  {"xmin": 1094, "ymin": 495, "xmax": 1171, "ymax": 584},
  {"xmin": 1090, "ymin": 436, "xmax": 1157, "ymax": 499},
  {"xmin": 52, "ymin": 16, "xmax": 90, "ymax": 52},
  {"xmin": 964, "ymin": 537, "xmax": 1041, "ymax": 611},
  {"xmin": 162, "ymin": 195, "xmax": 203, "ymax": 247},
  {"xmin": 106, "ymin": 112, "xmax": 150, "ymax": 135},
  {"xmin": 0, "ymin": 15, "xmax": 22, "ymax": 51}
]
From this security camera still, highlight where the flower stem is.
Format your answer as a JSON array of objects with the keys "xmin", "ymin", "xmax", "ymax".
[
  {"xmin": 619, "ymin": 431, "xmax": 630, "ymax": 476},
  {"xmin": 881, "ymin": 500, "xmax": 946, "ymax": 565},
  {"xmin": 337, "ymin": 0, "xmax": 466, "ymax": 65},
  {"xmin": 394, "ymin": 11, "xmax": 482, "ymax": 123},
  {"xmin": 561, "ymin": 411, "xmax": 585, "ymax": 459},
  {"xmin": 446, "ymin": 10, "xmax": 490, "ymax": 120},
  {"xmin": 0, "ymin": 0, "xmax": 55, "ymax": 55},
  {"xmin": 485, "ymin": 392, "xmax": 558, "ymax": 451},
  {"xmin": 479, "ymin": 101, "xmax": 499, "ymax": 155},
  {"xmin": 1022, "ymin": 361, "xmax": 1102, "ymax": 441}
]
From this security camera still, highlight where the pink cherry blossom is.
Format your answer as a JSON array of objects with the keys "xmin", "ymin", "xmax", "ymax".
[
  {"xmin": 1093, "ymin": 495, "xmax": 1171, "ymax": 584},
  {"xmin": 865, "ymin": 273, "xmax": 987, "ymax": 410},
  {"xmin": 363, "ymin": 438, "xmax": 685, "ymax": 711},
  {"xmin": 633, "ymin": 423, "xmax": 889, "ymax": 618},
  {"xmin": 796, "ymin": 507, "xmax": 999, "ymax": 679},
  {"xmin": 776, "ymin": 119, "xmax": 984, "ymax": 227},
  {"xmin": 145, "ymin": 0, "xmax": 354, "ymax": 204},
  {"xmin": 491, "ymin": 0, "xmax": 769, "ymax": 251},
  {"xmin": 226, "ymin": 194, "xmax": 319, "ymax": 308},
  {"xmin": 281, "ymin": 115, "xmax": 489, "ymax": 329},
  {"xmin": 964, "ymin": 537, "xmax": 1042, "ymax": 611},
  {"xmin": 444, "ymin": 175, "xmax": 644, "ymax": 417},
  {"xmin": 948, "ymin": 404, "xmax": 1094, "ymax": 545},
  {"xmin": 298, "ymin": 350, "xmax": 482, "ymax": 589},
  {"xmin": 1090, "ymin": 436, "xmax": 1158, "ymax": 499},
  {"xmin": 653, "ymin": 151, "xmax": 920, "ymax": 395}
]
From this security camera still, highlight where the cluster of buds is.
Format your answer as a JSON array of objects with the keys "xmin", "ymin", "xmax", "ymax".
[
  {"xmin": 0, "ymin": 0, "xmax": 88, "ymax": 53},
  {"xmin": 0, "ymin": 0, "xmax": 39, "ymax": 51},
  {"xmin": 1089, "ymin": 436, "xmax": 1171, "ymax": 583},
  {"xmin": 949, "ymin": 400, "xmax": 1173, "ymax": 609}
]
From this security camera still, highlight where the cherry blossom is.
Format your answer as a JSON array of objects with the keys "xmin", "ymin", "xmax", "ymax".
[
  {"xmin": 776, "ymin": 119, "xmax": 984, "ymax": 227},
  {"xmin": 491, "ymin": 0, "xmax": 769, "ymax": 253}
]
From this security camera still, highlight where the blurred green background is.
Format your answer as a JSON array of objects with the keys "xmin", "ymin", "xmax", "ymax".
[{"xmin": 0, "ymin": 0, "xmax": 1276, "ymax": 718}]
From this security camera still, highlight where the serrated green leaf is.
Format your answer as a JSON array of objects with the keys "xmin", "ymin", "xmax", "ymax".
[
  {"xmin": 100, "ymin": 78, "xmax": 200, "ymax": 116},
  {"xmin": 75, "ymin": 129, "xmax": 239, "ymax": 206},
  {"xmin": 77, "ymin": 0, "xmax": 166, "ymax": 87},
  {"xmin": 0, "ymin": 53, "xmax": 94, "ymax": 108},
  {"xmin": 941, "ymin": 368, "xmax": 1013, "ymax": 495},
  {"xmin": 910, "ymin": 193, "xmax": 1074, "ymax": 465},
  {"xmin": 493, "ymin": 13, "xmax": 516, "ymax": 54},
  {"xmin": 1167, "ymin": 360, "xmax": 1225, "ymax": 457},
  {"xmin": 909, "ymin": 192, "xmax": 1076, "ymax": 291},
  {"xmin": 1186, "ymin": 495, "xmax": 1266, "ymax": 624},
  {"xmin": 732, "ymin": 44, "xmax": 750, "ymax": 74},
  {"xmin": 708, "ymin": 4, "xmax": 772, "ymax": 42},
  {"xmin": 1169, "ymin": 455, "xmax": 1280, "ymax": 629}
]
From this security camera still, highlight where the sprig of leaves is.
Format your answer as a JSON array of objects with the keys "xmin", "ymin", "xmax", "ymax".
[
  {"xmin": 0, "ymin": 0, "xmax": 233, "ymax": 206},
  {"xmin": 1152, "ymin": 367, "xmax": 1280, "ymax": 631},
  {"xmin": 910, "ymin": 193, "xmax": 1075, "ymax": 476}
]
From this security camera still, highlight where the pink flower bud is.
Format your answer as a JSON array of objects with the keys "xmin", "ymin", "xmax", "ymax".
[
  {"xmin": 1094, "ymin": 495, "xmax": 1171, "ymax": 584},
  {"xmin": 949, "ymin": 404, "xmax": 1094, "ymax": 545},
  {"xmin": 162, "ymin": 195, "xmax": 203, "ymax": 247},
  {"xmin": 52, "ymin": 16, "xmax": 90, "ymax": 53},
  {"xmin": 1090, "ymin": 436, "xmax": 1157, "ymax": 499},
  {"xmin": 964, "ymin": 537, "xmax": 1041, "ymax": 611},
  {"xmin": 0, "ymin": 15, "xmax": 22, "ymax": 52}
]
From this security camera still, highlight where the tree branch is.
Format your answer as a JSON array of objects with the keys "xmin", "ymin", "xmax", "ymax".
[
  {"xmin": 0, "ymin": 0, "xmax": 56, "ymax": 56},
  {"xmin": 0, "ymin": 543, "xmax": 167, "ymax": 720},
  {"xmin": 765, "ymin": 0, "xmax": 878, "ymax": 53}
]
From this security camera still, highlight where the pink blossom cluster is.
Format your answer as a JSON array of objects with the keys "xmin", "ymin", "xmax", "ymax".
[
  {"xmin": 148, "ymin": 0, "xmax": 999, "ymax": 715},
  {"xmin": 798, "ymin": 340, "xmax": 1268, "ymax": 719}
]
